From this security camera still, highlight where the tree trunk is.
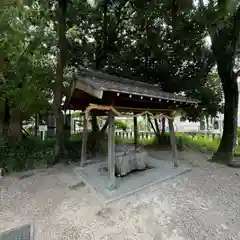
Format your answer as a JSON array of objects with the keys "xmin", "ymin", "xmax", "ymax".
[
  {"xmin": 161, "ymin": 117, "xmax": 165, "ymax": 136},
  {"xmin": 53, "ymin": 0, "xmax": 68, "ymax": 160},
  {"xmin": 100, "ymin": 118, "xmax": 109, "ymax": 133},
  {"xmin": 0, "ymin": 123, "xmax": 2, "ymax": 136},
  {"xmin": 154, "ymin": 117, "xmax": 161, "ymax": 143},
  {"xmin": 89, "ymin": 112, "xmax": 100, "ymax": 157},
  {"xmin": 95, "ymin": 0, "xmax": 108, "ymax": 70},
  {"xmin": 0, "ymin": 100, "xmax": 4, "ymax": 136},
  {"xmin": 147, "ymin": 114, "xmax": 156, "ymax": 133},
  {"xmin": 0, "ymin": 99, "xmax": 22, "ymax": 144},
  {"xmin": 34, "ymin": 114, "xmax": 38, "ymax": 137},
  {"xmin": 212, "ymin": 73, "xmax": 238, "ymax": 164},
  {"xmin": 0, "ymin": 98, "xmax": 10, "ymax": 141},
  {"xmin": 91, "ymin": 112, "xmax": 99, "ymax": 132},
  {"xmin": 154, "ymin": 118, "xmax": 160, "ymax": 133},
  {"xmin": 8, "ymin": 112, "xmax": 22, "ymax": 144},
  {"xmin": 134, "ymin": 116, "xmax": 138, "ymax": 147},
  {"xmin": 210, "ymin": 6, "xmax": 240, "ymax": 164},
  {"xmin": 206, "ymin": 115, "xmax": 209, "ymax": 130},
  {"xmin": 54, "ymin": 60, "xmax": 65, "ymax": 159}
]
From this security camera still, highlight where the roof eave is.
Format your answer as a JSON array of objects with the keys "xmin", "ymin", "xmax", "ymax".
[
  {"xmin": 75, "ymin": 74, "xmax": 103, "ymax": 99},
  {"xmin": 102, "ymin": 88, "xmax": 199, "ymax": 104}
]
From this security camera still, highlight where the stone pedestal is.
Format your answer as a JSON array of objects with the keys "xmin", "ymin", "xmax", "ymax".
[{"xmin": 115, "ymin": 151, "xmax": 148, "ymax": 177}]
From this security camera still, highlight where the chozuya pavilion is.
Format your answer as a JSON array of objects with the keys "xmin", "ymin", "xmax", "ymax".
[{"xmin": 65, "ymin": 67, "xmax": 199, "ymax": 194}]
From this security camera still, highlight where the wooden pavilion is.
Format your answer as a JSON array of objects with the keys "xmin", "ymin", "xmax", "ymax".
[{"xmin": 66, "ymin": 67, "xmax": 199, "ymax": 191}]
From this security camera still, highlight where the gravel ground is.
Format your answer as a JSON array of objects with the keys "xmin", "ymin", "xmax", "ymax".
[{"xmin": 1, "ymin": 149, "xmax": 240, "ymax": 240}]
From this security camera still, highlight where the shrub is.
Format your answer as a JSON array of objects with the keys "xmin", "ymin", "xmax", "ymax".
[
  {"xmin": 115, "ymin": 120, "xmax": 128, "ymax": 131},
  {"xmin": 65, "ymin": 138, "xmax": 82, "ymax": 160},
  {"xmin": 0, "ymin": 137, "xmax": 55, "ymax": 172},
  {"xmin": 0, "ymin": 137, "xmax": 82, "ymax": 173},
  {"xmin": 177, "ymin": 136, "xmax": 184, "ymax": 151},
  {"xmin": 238, "ymin": 127, "xmax": 240, "ymax": 138},
  {"xmin": 70, "ymin": 133, "xmax": 82, "ymax": 141}
]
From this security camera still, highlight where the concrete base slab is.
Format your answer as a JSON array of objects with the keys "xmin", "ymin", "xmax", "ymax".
[
  {"xmin": 0, "ymin": 223, "xmax": 33, "ymax": 240},
  {"xmin": 75, "ymin": 156, "xmax": 191, "ymax": 203}
]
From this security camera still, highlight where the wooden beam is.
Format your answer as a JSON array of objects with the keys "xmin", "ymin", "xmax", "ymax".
[
  {"xmin": 115, "ymin": 106, "xmax": 175, "ymax": 114},
  {"xmin": 107, "ymin": 110, "xmax": 116, "ymax": 191},
  {"xmin": 134, "ymin": 116, "xmax": 138, "ymax": 148},
  {"xmin": 168, "ymin": 118, "xmax": 179, "ymax": 167},
  {"xmin": 80, "ymin": 115, "xmax": 88, "ymax": 167}
]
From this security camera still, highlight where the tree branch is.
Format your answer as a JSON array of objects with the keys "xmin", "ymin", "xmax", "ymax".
[
  {"xmin": 147, "ymin": 114, "xmax": 156, "ymax": 133},
  {"xmin": 100, "ymin": 118, "xmax": 109, "ymax": 133}
]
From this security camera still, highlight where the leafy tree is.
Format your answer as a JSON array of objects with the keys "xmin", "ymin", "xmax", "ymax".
[
  {"xmin": 195, "ymin": 0, "xmax": 240, "ymax": 163},
  {"xmin": 0, "ymin": 0, "xmax": 53, "ymax": 143},
  {"xmin": 37, "ymin": 0, "xmax": 73, "ymax": 159},
  {"xmin": 211, "ymin": 4, "xmax": 240, "ymax": 163},
  {"xmin": 184, "ymin": 72, "xmax": 223, "ymax": 121}
]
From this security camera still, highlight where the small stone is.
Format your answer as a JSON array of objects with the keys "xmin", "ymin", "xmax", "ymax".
[
  {"xmin": 220, "ymin": 224, "xmax": 228, "ymax": 230},
  {"xmin": 68, "ymin": 182, "xmax": 86, "ymax": 190},
  {"xmin": 190, "ymin": 160, "xmax": 200, "ymax": 167}
]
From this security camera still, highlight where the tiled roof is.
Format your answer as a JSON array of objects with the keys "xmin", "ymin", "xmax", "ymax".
[{"xmin": 74, "ymin": 67, "xmax": 199, "ymax": 104}]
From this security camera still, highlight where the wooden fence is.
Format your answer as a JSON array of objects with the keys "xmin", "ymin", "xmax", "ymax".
[{"xmin": 115, "ymin": 131, "xmax": 155, "ymax": 140}]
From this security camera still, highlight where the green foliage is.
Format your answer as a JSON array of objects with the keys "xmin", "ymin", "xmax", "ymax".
[
  {"xmin": 0, "ymin": 136, "xmax": 82, "ymax": 172},
  {"xmin": 185, "ymin": 73, "xmax": 223, "ymax": 120},
  {"xmin": 0, "ymin": 137, "xmax": 54, "ymax": 172},
  {"xmin": 65, "ymin": 138, "xmax": 82, "ymax": 160},
  {"xmin": 71, "ymin": 111, "xmax": 82, "ymax": 118},
  {"xmin": 114, "ymin": 133, "xmax": 184, "ymax": 150},
  {"xmin": 70, "ymin": 133, "xmax": 82, "ymax": 141},
  {"xmin": 149, "ymin": 133, "xmax": 184, "ymax": 151},
  {"xmin": 66, "ymin": 0, "xmax": 222, "ymax": 120},
  {"xmin": 180, "ymin": 134, "xmax": 219, "ymax": 152},
  {"xmin": 237, "ymin": 127, "xmax": 240, "ymax": 138},
  {"xmin": 115, "ymin": 120, "xmax": 128, "ymax": 130},
  {"xmin": 0, "ymin": 0, "xmax": 53, "ymax": 119},
  {"xmin": 178, "ymin": 133, "xmax": 240, "ymax": 156}
]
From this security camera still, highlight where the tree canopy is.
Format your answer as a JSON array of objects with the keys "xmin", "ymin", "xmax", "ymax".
[
  {"xmin": 0, "ymin": 0, "xmax": 54, "ymax": 141},
  {"xmin": 1, "ymin": 0, "xmax": 239, "ymax": 163}
]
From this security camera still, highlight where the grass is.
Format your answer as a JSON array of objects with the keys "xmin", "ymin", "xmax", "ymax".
[
  {"xmin": 115, "ymin": 132, "xmax": 240, "ymax": 157},
  {"xmin": 178, "ymin": 134, "xmax": 219, "ymax": 152},
  {"xmin": 177, "ymin": 133, "xmax": 240, "ymax": 156}
]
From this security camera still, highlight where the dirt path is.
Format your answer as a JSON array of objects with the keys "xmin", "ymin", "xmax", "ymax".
[{"xmin": 0, "ymin": 150, "xmax": 240, "ymax": 239}]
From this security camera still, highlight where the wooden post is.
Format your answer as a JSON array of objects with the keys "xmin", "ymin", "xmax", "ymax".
[
  {"xmin": 80, "ymin": 115, "xmax": 88, "ymax": 167},
  {"xmin": 134, "ymin": 116, "xmax": 138, "ymax": 149},
  {"xmin": 168, "ymin": 118, "xmax": 179, "ymax": 167},
  {"xmin": 107, "ymin": 110, "xmax": 116, "ymax": 191}
]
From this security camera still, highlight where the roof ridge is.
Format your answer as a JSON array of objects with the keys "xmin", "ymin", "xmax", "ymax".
[{"xmin": 78, "ymin": 66, "xmax": 162, "ymax": 90}]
